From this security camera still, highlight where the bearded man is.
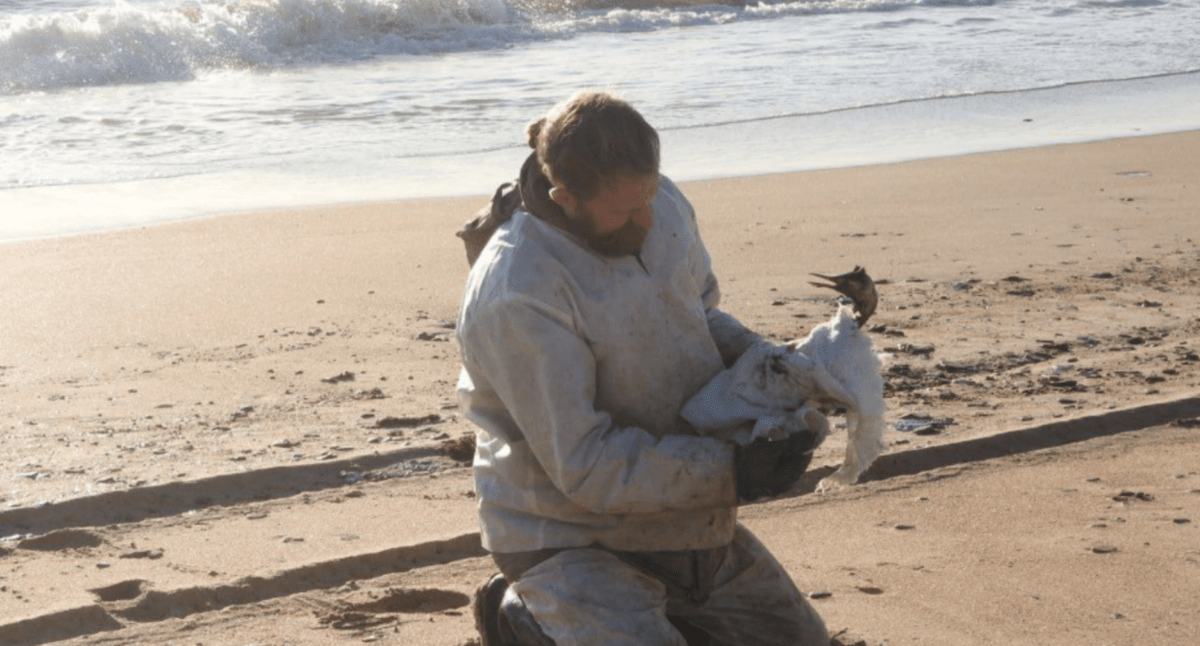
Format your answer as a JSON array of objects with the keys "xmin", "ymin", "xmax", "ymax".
[{"xmin": 455, "ymin": 90, "xmax": 829, "ymax": 646}]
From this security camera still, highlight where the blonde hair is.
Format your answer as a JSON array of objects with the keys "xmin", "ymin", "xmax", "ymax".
[{"xmin": 526, "ymin": 90, "xmax": 660, "ymax": 201}]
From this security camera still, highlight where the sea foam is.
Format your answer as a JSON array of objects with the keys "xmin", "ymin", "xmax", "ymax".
[
  {"xmin": 0, "ymin": 0, "xmax": 521, "ymax": 93},
  {"xmin": 1, "ymin": 0, "xmax": 997, "ymax": 94}
]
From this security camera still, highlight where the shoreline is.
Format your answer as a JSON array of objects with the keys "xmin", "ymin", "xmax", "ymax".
[
  {"xmin": 21, "ymin": 126, "xmax": 1196, "ymax": 246},
  {"xmin": 2, "ymin": 126, "xmax": 1194, "ymax": 248},
  {"xmin": 6, "ymin": 68, "xmax": 1200, "ymax": 244}
]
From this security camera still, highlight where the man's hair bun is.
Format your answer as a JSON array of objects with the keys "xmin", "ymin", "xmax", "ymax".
[{"xmin": 526, "ymin": 117, "xmax": 547, "ymax": 150}]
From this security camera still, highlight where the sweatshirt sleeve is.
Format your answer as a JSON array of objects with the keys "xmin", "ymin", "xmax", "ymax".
[{"xmin": 460, "ymin": 289, "xmax": 738, "ymax": 516}]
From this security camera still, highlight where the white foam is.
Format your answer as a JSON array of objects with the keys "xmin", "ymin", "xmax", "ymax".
[
  {"xmin": 0, "ymin": 0, "xmax": 1022, "ymax": 94},
  {"xmin": 0, "ymin": 0, "xmax": 523, "ymax": 93}
]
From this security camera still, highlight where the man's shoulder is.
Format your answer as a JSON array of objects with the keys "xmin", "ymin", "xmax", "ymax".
[
  {"xmin": 654, "ymin": 173, "xmax": 684, "ymax": 202},
  {"xmin": 654, "ymin": 175, "xmax": 695, "ymax": 223},
  {"xmin": 659, "ymin": 174, "xmax": 684, "ymax": 196},
  {"xmin": 483, "ymin": 210, "xmax": 567, "ymax": 270},
  {"xmin": 467, "ymin": 212, "xmax": 570, "ymax": 302}
]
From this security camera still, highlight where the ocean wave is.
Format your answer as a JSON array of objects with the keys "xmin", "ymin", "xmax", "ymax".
[
  {"xmin": 0, "ymin": 0, "xmax": 990, "ymax": 94},
  {"xmin": 0, "ymin": 0, "xmax": 522, "ymax": 93}
]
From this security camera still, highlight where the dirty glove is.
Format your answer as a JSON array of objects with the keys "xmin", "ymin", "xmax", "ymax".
[{"xmin": 734, "ymin": 429, "xmax": 817, "ymax": 503}]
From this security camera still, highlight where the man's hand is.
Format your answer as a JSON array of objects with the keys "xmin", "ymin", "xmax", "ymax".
[{"xmin": 734, "ymin": 430, "xmax": 817, "ymax": 503}]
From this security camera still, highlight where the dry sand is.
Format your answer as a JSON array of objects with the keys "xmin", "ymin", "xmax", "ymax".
[{"xmin": 1, "ymin": 131, "xmax": 1198, "ymax": 646}]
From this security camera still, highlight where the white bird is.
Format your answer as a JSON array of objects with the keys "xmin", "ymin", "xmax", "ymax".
[{"xmin": 682, "ymin": 267, "xmax": 886, "ymax": 493}]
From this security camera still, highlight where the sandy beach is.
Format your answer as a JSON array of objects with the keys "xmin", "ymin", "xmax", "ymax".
[{"xmin": 2, "ymin": 131, "xmax": 1198, "ymax": 646}]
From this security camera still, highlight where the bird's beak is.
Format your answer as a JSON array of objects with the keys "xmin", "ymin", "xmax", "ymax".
[{"xmin": 809, "ymin": 266, "xmax": 877, "ymax": 326}]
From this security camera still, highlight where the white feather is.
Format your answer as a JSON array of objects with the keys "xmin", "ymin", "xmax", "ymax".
[
  {"xmin": 786, "ymin": 305, "xmax": 886, "ymax": 491},
  {"xmin": 682, "ymin": 304, "xmax": 886, "ymax": 492}
]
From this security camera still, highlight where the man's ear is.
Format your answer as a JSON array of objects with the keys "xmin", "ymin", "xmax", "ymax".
[{"xmin": 548, "ymin": 185, "xmax": 577, "ymax": 215}]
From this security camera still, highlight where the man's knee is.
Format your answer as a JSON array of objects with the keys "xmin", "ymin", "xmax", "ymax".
[{"xmin": 474, "ymin": 573, "xmax": 556, "ymax": 646}]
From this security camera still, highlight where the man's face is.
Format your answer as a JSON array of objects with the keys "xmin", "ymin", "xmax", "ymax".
[{"xmin": 563, "ymin": 173, "xmax": 659, "ymax": 258}]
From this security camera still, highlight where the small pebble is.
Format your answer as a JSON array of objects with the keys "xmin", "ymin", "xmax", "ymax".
[
  {"xmin": 1091, "ymin": 545, "xmax": 1118, "ymax": 554},
  {"xmin": 1173, "ymin": 518, "xmax": 1191, "ymax": 525},
  {"xmin": 894, "ymin": 523, "xmax": 916, "ymax": 531},
  {"xmin": 809, "ymin": 590, "xmax": 833, "ymax": 599},
  {"xmin": 96, "ymin": 562, "xmax": 111, "ymax": 569}
]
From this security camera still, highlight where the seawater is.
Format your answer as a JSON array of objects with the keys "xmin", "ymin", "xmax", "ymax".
[{"xmin": 2, "ymin": 0, "xmax": 1199, "ymax": 242}]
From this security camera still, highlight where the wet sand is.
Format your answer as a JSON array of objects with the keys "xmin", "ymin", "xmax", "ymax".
[{"xmin": 1, "ymin": 131, "xmax": 1198, "ymax": 646}]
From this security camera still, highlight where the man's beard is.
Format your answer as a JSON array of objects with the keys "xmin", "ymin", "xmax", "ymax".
[{"xmin": 571, "ymin": 205, "xmax": 651, "ymax": 258}]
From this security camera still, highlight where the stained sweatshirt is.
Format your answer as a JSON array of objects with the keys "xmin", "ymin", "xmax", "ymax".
[{"xmin": 455, "ymin": 174, "xmax": 761, "ymax": 554}]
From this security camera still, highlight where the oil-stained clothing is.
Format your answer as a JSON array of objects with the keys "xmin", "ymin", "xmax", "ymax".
[
  {"xmin": 506, "ymin": 526, "xmax": 829, "ymax": 646},
  {"xmin": 456, "ymin": 175, "xmax": 758, "ymax": 553},
  {"xmin": 456, "ymin": 171, "xmax": 827, "ymax": 646}
]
